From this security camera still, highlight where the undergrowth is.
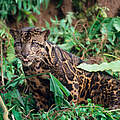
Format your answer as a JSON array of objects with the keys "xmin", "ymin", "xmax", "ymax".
[
  {"xmin": 45, "ymin": 13, "xmax": 120, "ymax": 59},
  {"xmin": 0, "ymin": 3, "xmax": 120, "ymax": 120}
]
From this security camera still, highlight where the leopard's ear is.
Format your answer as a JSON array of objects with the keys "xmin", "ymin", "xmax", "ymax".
[
  {"xmin": 31, "ymin": 27, "xmax": 50, "ymax": 42},
  {"xmin": 44, "ymin": 30, "xmax": 50, "ymax": 41},
  {"xmin": 10, "ymin": 29, "xmax": 19, "ymax": 40},
  {"xmin": 40, "ymin": 30, "xmax": 50, "ymax": 41}
]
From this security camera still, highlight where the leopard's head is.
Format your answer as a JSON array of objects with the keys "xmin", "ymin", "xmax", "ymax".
[{"xmin": 10, "ymin": 27, "xmax": 50, "ymax": 66}]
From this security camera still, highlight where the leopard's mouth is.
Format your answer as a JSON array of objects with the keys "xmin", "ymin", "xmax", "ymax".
[
  {"xmin": 17, "ymin": 54, "xmax": 35, "ymax": 66},
  {"xmin": 21, "ymin": 58, "xmax": 33, "ymax": 67}
]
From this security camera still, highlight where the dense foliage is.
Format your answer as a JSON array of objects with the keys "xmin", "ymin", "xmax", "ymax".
[
  {"xmin": 46, "ymin": 14, "xmax": 120, "ymax": 59},
  {"xmin": 0, "ymin": 0, "xmax": 49, "ymax": 25},
  {"xmin": 0, "ymin": 0, "xmax": 120, "ymax": 120}
]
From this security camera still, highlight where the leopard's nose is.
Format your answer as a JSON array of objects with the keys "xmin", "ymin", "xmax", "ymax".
[{"xmin": 22, "ymin": 52, "xmax": 29, "ymax": 58}]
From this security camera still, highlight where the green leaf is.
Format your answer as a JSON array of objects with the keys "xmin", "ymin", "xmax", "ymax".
[
  {"xmin": 6, "ymin": 45, "xmax": 15, "ymax": 62},
  {"xmin": 15, "ymin": 89, "xmax": 24, "ymax": 107},
  {"xmin": 49, "ymin": 73, "xmax": 70, "ymax": 97},
  {"xmin": 18, "ymin": 0, "xmax": 22, "ymax": 9},
  {"xmin": 107, "ymin": 32, "xmax": 115, "ymax": 45},
  {"xmin": 61, "ymin": 115, "xmax": 66, "ymax": 120},
  {"xmin": 23, "ymin": 0, "xmax": 26, "ymax": 10},
  {"xmin": 50, "ymin": 75, "xmax": 63, "ymax": 98},
  {"xmin": 113, "ymin": 18, "xmax": 120, "ymax": 32},
  {"xmin": 44, "ymin": 0, "xmax": 50, "ymax": 9},
  {"xmin": 80, "ymin": 116, "xmax": 85, "ymax": 120},
  {"xmin": 12, "ymin": 109, "xmax": 22, "ymax": 120},
  {"xmin": 6, "ymin": 71, "xmax": 12, "ymax": 81},
  {"xmin": 77, "ymin": 60, "xmax": 120, "ymax": 72},
  {"xmin": 88, "ymin": 19, "xmax": 101, "ymax": 39},
  {"xmin": 49, "ymin": 73, "xmax": 64, "ymax": 104}
]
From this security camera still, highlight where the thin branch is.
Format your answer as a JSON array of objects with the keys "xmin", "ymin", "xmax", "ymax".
[
  {"xmin": 0, "ymin": 38, "xmax": 4, "ymax": 86},
  {"xmin": 0, "ymin": 95, "xmax": 10, "ymax": 120}
]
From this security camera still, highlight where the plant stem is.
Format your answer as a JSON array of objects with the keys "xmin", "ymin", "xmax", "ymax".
[
  {"xmin": 0, "ymin": 95, "xmax": 10, "ymax": 120},
  {"xmin": 0, "ymin": 38, "xmax": 4, "ymax": 86}
]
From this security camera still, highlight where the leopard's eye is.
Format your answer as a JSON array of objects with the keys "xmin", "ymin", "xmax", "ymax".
[
  {"xmin": 31, "ymin": 40, "xmax": 39, "ymax": 47},
  {"xmin": 31, "ymin": 40, "xmax": 44, "ymax": 48}
]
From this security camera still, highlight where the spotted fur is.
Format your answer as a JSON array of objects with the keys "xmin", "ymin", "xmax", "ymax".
[{"xmin": 10, "ymin": 27, "xmax": 120, "ymax": 110}]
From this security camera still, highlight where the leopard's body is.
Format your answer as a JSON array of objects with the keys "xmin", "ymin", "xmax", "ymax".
[{"xmin": 10, "ymin": 27, "xmax": 120, "ymax": 110}]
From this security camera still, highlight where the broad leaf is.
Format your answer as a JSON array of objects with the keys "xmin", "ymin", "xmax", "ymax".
[{"xmin": 77, "ymin": 60, "xmax": 120, "ymax": 72}]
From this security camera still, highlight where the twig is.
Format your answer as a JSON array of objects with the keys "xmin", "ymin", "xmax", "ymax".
[
  {"xmin": 0, "ymin": 35, "xmax": 7, "ymax": 41},
  {"xmin": 47, "ymin": 104, "xmax": 56, "ymax": 120},
  {"xmin": 0, "ymin": 38, "xmax": 4, "ymax": 86},
  {"xmin": 0, "ymin": 95, "xmax": 10, "ymax": 120},
  {"xmin": 25, "ymin": 109, "xmax": 35, "ymax": 118},
  {"xmin": 11, "ymin": 114, "xmax": 15, "ymax": 120},
  {"xmin": 109, "ymin": 109, "xmax": 120, "ymax": 112}
]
